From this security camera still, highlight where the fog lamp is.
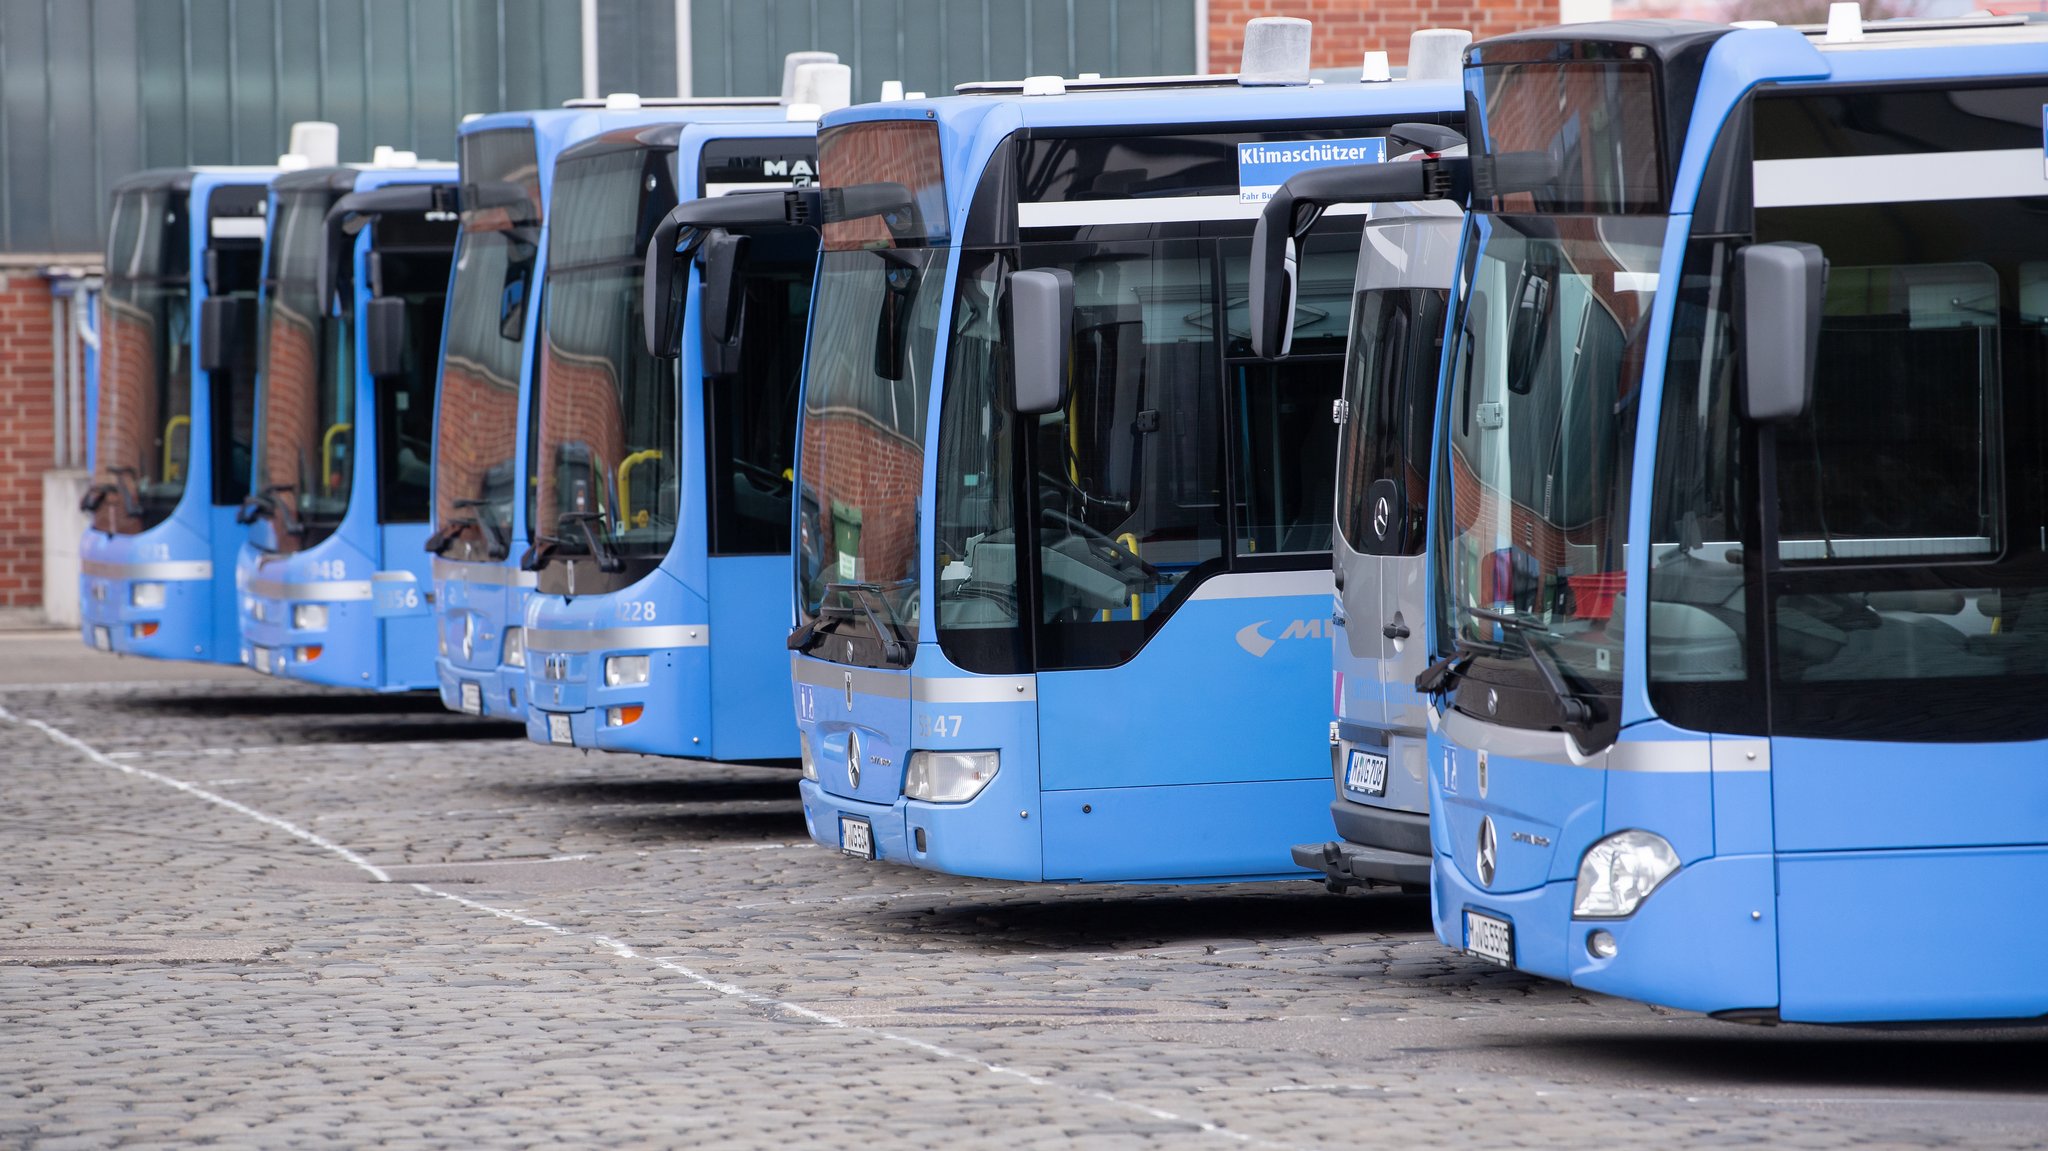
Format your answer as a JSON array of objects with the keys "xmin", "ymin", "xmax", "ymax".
[
  {"xmin": 1587, "ymin": 930, "xmax": 1618, "ymax": 960},
  {"xmin": 131, "ymin": 582, "xmax": 166, "ymax": 609},
  {"xmin": 904, "ymin": 750, "xmax": 999, "ymax": 803},
  {"xmin": 605, "ymin": 654, "xmax": 650, "ymax": 687}
]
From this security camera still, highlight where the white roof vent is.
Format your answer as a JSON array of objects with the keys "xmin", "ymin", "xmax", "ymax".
[
  {"xmin": 1824, "ymin": 1, "xmax": 1864, "ymax": 40},
  {"xmin": 905, "ymin": 91, "xmax": 926, "ymax": 100},
  {"xmin": 780, "ymin": 51, "xmax": 841, "ymax": 103},
  {"xmin": 1361, "ymin": 50, "xmax": 1392, "ymax": 83},
  {"xmin": 1407, "ymin": 29, "xmax": 1471, "ymax": 83},
  {"xmin": 604, "ymin": 92, "xmax": 643, "ymax": 111},
  {"xmin": 786, "ymin": 103, "xmax": 822, "ymax": 122},
  {"xmin": 277, "ymin": 153, "xmax": 310, "ymax": 171},
  {"xmin": 1021, "ymin": 74, "xmax": 1067, "ymax": 97},
  {"xmin": 286, "ymin": 121, "xmax": 339, "ymax": 169},
  {"xmin": 372, "ymin": 145, "xmax": 396, "ymax": 165},
  {"xmin": 880, "ymin": 79, "xmax": 905, "ymax": 102},
  {"xmin": 1238, "ymin": 17, "xmax": 1312, "ymax": 87},
  {"xmin": 792, "ymin": 62, "xmax": 853, "ymax": 114}
]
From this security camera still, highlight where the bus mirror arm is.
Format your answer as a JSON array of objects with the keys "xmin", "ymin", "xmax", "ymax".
[
  {"xmin": 1248, "ymin": 161, "xmax": 1451, "ymax": 359},
  {"xmin": 1009, "ymin": 269, "xmax": 1075, "ymax": 416},
  {"xmin": 1736, "ymin": 242, "xmax": 1828, "ymax": 423}
]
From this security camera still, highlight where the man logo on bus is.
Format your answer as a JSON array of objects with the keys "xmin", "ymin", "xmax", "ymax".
[
  {"xmin": 1235, "ymin": 618, "xmax": 1328, "ymax": 657},
  {"xmin": 762, "ymin": 158, "xmax": 816, "ymax": 187}
]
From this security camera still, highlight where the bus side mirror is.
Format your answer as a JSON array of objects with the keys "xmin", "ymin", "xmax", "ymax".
[
  {"xmin": 643, "ymin": 213, "xmax": 685, "ymax": 359},
  {"xmin": 365, "ymin": 297, "xmax": 407, "ymax": 378},
  {"xmin": 198, "ymin": 297, "xmax": 241, "ymax": 374},
  {"xmin": 1249, "ymin": 214, "xmax": 1297, "ymax": 361},
  {"xmin": 1738, "ymin": 241, "xmax": 1827, "ymax": 423},
  {"xmin": 698, "ymin": 229, "xmax": 749, "ymax": 350},
  {"xmin": 1009, "ymin": 268, "xmax": 1074, "ymax": 416}
]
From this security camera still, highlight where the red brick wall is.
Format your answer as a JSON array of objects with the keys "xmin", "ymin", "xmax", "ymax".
[
  {"xmin": 799, "ymin": 409, "xmax": 923, "ymax": 589},
  {"xmin": 256, "ymin": 301, "xmax": 324, "ymax": 553},
  {"xmin": 93, "ymin": 292, "xmax": 159, "ymax": 536},
  {"xmin": 1205, "ymin": 0, "xmax": 1560, "ymax": 72},
  {"xmin": 532, "ymin": 336, "xmax": 627, "ymax": 530},
  {"xmin": 0, "ymin": 274, "xmax": 56, "ymax": 606},
  {"xmin": 431, "ymin": 356, "xmax": 520, "ymax": 534}
]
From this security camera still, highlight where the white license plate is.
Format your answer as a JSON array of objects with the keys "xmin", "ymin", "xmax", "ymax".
[
  {"xmin": 547, "ymin": 713, "xmax": 573, "ymax": 745},
  {"xmin": 1345, "ymin": 749, "xmax": 1389, "ymax": 797},
  {"xmin": 839, "ymin": 816, "xmax": 875, "ymax": 860},
  {"xmin": 253, "ymin": 646, "xmax": 274, "ymax": 675},
  {"xmin": 92, "ymin": 626, "xmax": 111, "ymax": 652},
  {"xmin": 459, "ymin": 682, "xmax": 482, "ymax": 715},
  {"xmin": 1465, "ymin": 910, "xmax": 1514, "ymax": 966}
]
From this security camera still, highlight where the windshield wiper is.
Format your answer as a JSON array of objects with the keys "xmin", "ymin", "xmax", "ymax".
[
  {"xmin": 1456, "ymin": 604, "xmax": 1594, "ymax": 728},
  {"xmin": 426, "ymin": 499, "xmax": 510, "ymax": 559},
  {"xmin": 554, "ymin": 512, "xmax": 625, "ymax": 574},
  {"xmin": 81, "ymin": 470, "xmax": 144, "ymax": 521},
  {"xmin": 235, "ymin": 483, "xmax": 305, "ymax": 536},
  {"xmin": 795, "ymin": 580, "xmax": 912, "ymax": 665}
]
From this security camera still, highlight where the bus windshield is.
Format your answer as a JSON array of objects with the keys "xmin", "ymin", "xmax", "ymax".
[
  {"xmin": 527, "ymin": 143, "xmax": 678, "ymax": 590},
  {"xmin": 433, "ymin": 128, "xmax": 542, "ymax": 563},
  {"xmin": 95, "ymin": 186, "xmax": 192, "ymax": 534},
  {"xmin": 251, "ymin": 188, "xmax": 351, "ymax": 554},
  {"xmin": 794, "ymin": 120, "xmax": 951, "ymax": 652}
]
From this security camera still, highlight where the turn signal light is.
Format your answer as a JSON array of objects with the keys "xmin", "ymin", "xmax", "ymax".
[
  {"xmin": 297, "ymin": 645, "xmax": 324, "ymax": 663},
  {"xmin": 130, "ymin": 622, "xmax": 159, "ymax": 638},
  {"xmin": 607, "ymin": 705, "xmax": 644, "ymax": 727}
]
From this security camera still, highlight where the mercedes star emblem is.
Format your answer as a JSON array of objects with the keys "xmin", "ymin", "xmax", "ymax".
[
  {"xmin": 1476, "ymin": 815, "xmax": 1497, "ymax": 887},
  {"xmin": 1372, "ymin": 495, "xmax": 1391, "ymax": 540},
  {"xmin": 1486, "ymin": 688, "xmax": 1498, "ymax": 716},
  {"xmin": 847, "ymin": 730, "xmax": 863, "ymax": 789}
]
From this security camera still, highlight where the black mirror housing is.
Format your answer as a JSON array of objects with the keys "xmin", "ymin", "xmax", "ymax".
[
  {"xmin": 699, "ymin": 230, "xmax": 749, "ymax": 350},
  {"xmin": 1738, "ymin": 241, "xmax": 1827, "ymax": 423},
  {"xmin": 198, "ymin": 297, "xmax": 241, "ymax": 374},
  {"xmin": 643, "ymin": 211, "xmax": 685, "ymax": 359},
  {"xmin": 1009, "ymin": 268, "xmax": 1074, "ymax": 416},
  {"xmin": 365, "ymin": 296, "xmax": 407, "ymax": 378}
]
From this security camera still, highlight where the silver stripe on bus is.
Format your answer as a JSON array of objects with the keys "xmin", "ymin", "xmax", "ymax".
[
  {"xmin": 244, "ymin": 577, "xmax": 374, "ymax": 602},
  {"xmin": 373, "ymin": 570, "xmax": 418, "ymax": 583},
  {"xmin": 1187, "ymin": 568, "xmax": 1334, "ymax": 601},
  {"xmin": 1440, "ymin": 708, "xmax": 1767, "ymax": 772},
  {"xmin": 1017, "ymin": 196, "xmax": 1370, "ymax": 229},
  {"xmin": 523, "ymin": 624, "xmax": 710, "ymax": 654},
  {"xmin": 81, "ymin": 559, "xmax": 213, "ymax": 581},
  {"xmin": 790, "ymin": 655, "xmax": 913, "ymax": 700},
  {"xmin": 913, "ymin": 675, "xmax": 1037, "ymax": 704},
  {"xmin": 431, "ymin": 558, "xmax": 540, "ymax": 588},
  {"xmin": 1754, "ymin": 148, "xmax": 2048, "ymax": 208}
]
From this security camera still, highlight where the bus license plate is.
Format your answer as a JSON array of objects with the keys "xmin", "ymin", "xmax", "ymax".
[
  {"xmin": 547, "ymin": 713, "xmax": 573, "ymax": 745},
  {"xmin": 92, "ymin": 627, "xmax": 111, "ymax": 652},
  {"xmin": 1466, "ymin": 910, "xmax": 1514, "ymax": 966},
  {"xmin": 839, "ymin": 816, "xmax": 875, "ymax": 860},
  {"xmin": 253, "ymin": 646, "xmax": 274, "ymax": 675},
  {"xmin": 1345, "ymin": 749, "xmax": 1389, "ymax": 797},
  {"xmin": 459, "ymin": 682, "xmax": 482, "ymax": 715}
]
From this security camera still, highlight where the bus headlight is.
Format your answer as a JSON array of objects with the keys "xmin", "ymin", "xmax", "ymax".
[
  {"xmin": 903, "ymin": 751, "xmax": 999, "ymax": 803},
  {"xmin": 604, "ymin": 654, "xmax": 649, "ymax": 687},
  {"xmin": 799, "ymin": 732, "xmax": 817, "ymax": 781},
  {"xmin": 131, "ymin": 582, "xmax": 166, "ymax": 609},
  {"xmin": 1572, "ymin": 830, "xmax": 1680, "ymax": 919},
  {"xmin": 502, "ymin": 626, "xmax": 526, "ymax": 668},
  {"xmin": 292, "ymin": 603, "xmax": 328, "ymax": 630}
]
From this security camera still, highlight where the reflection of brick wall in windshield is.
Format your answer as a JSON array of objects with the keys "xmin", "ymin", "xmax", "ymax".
[
  {"xmin": 257, "ymin": 302, "xmax": 324, "ymax": 548},
  {"xmin": 433, "ymin": 356, "xmax": 519, "ymax": 533},
  {"xmin": 534, "ymin": 337, "xmax": 625, "ymax": 533},
  {"xmin": 799, "ymin": 406, "xmax": 921, "ymax": 589},
  {"xmin": 94, "ymin": 297, "xmax": 157, "ymax": 534},
  {"xmin": 818, "ymin": 121, "xmax": 946, "ymax": 252}
]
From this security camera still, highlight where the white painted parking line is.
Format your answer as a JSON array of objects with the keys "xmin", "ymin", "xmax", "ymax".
[{"xmin": 1, "ymin": 702, "xmax": 1290, "ymax": 1151}]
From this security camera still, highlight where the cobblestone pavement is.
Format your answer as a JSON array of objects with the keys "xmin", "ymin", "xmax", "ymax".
[{"xmin": 2, "ymin": 647, "xmax": 2045, "ymax": 1148}]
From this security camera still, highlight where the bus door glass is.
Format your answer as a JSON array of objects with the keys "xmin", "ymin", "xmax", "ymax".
[{"xmin": 96, "ymin": 187, "xmax": 192, "ymax": 534}]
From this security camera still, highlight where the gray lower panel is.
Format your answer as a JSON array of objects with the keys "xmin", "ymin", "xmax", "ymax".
[{"xmin": 1328, "ymin": 800, "xmax": 1430, "ymax": 857}]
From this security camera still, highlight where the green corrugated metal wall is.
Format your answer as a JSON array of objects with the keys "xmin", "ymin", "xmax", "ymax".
[{"xmin": 1, "ymin": 0, "xmax": 1199, "ymax": 255}]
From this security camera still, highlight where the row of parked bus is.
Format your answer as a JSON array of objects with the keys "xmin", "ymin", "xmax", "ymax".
[{"xmin": 79, "ymin": 10, "xmax": 2048, "ymax": 1027}]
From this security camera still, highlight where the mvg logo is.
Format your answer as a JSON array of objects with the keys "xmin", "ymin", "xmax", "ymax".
[{"xmin": 1235, "ymin": 618, "xmax": 1330, "ymax": 658}]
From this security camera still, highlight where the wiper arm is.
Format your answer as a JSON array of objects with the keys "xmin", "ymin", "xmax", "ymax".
[
  {"xmin": 816, "ymin": 580, "xmax": 911, "ymax": 665},
  {"xmin": 104, "ymin": 466, "xmax": 146, "ymax": 519},
  {"xmin": 1453, "ymin": 604, "xmax": 1593, "ymax": 728},
  {"xmin": 450, "ymin": 499, "xmax": 511, "ymax": 559},
  {"xmin": 518, "ymin": 535, "xmax": 561, "ymax": 572},
  {"xmin": 236, "ymin": 484, "xmax": 305, "ymax": 536},
  {"xmin": 555, "ymin": 512, "xmax": 624, "ymax": 574}
]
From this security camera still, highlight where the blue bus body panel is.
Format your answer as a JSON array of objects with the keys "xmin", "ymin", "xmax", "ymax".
[
  {"xmin": 81, "ymin": 168, "xmax": 275, "ymax": 665},
  {"xmin": 239, "ymin": 165, "xmax": 455, "ymax": 692},
  {"xmin": 522, "ymin": 116, "xmax": 813, "ymax": 761}
]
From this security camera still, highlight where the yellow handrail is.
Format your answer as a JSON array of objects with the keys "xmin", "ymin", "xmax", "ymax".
[
  {"xmin": 617, "ymin": 449, "xmax": 664, "ymax": 530},
  {"xmin": 162, "ymin": 415, "xmax": 191, "ymax": 482},
  {"xmin": 321, "ymin": 423, "xmax": 352, "ymax": 488},
  {"xmin": 1117, "ymin": 532, "xmax": 1143, "ymax": 621}
]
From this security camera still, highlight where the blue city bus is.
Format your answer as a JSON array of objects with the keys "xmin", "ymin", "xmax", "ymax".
[
  {"xmin": 235, "ymin": 162, "xmax": 458, "ymax": 688},
  {"xmin": 520, "ymin": 116, "xmax": 820, "ymax": 756},
  {"xmin": 425, "ymin": 98, "xmax": 786, "ymax": 721},
  {"xmin": 80, "ymin": 166, "xmax": 273, "ymax": 662},
  {"xmin": 788, "ymin": 24, "xmax": 1463, "ymax": 882},
  {"xmin": 1415, "ymin": 15, "xmax": 2048, "ymax": 1022},
  {"xmin": 1248, "ymin": 127, "xmax": 1470, "ymax": 895}
]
